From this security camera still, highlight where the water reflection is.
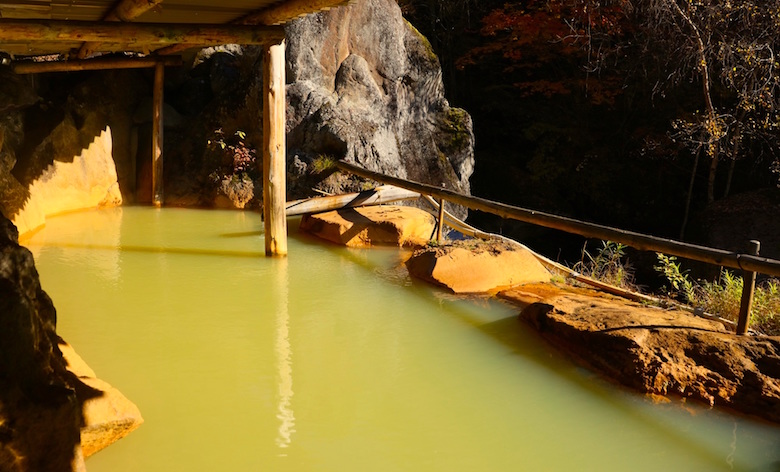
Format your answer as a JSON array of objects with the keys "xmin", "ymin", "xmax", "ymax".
[
  {"xmin": 273, "ymin": 258, "xmax": 295, "ymax": 453},
  {"xmin": 25, "ymin": 207, "xmax": 123, "ymax": 283}
]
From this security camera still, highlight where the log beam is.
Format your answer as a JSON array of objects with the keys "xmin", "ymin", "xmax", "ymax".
[
  {"xmin": 77, "ymin": 0, "xmax": 164, "ymax": 59},
  {"xmin": 237, "ymin": 0, "xmax": 353, "ymax": 26},
  {"xmin": 152, "ymin": 61, "xmax": 164, "ymax": 207},
  {"xmin": 154, "ymin": 0, "xmax": 351, "ymax": 56},
  {"xmin": 13, "ymin": 56, "xmax": 181, "ymax": 74},
  {"xmin": 285, "ymin": 186, "xmax": 420, "ymax": 216},
  {"xmin": 0, "ymin": 19, "xmax": 285, "ymax": 47},
  {"xmin": 263, "ymin": 39, "xmax": 287, "ymax": 256}
]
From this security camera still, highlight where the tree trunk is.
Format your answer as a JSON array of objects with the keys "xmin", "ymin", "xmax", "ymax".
[
  {"xmin": 667, "ymin": 0, "xmax": 720, "ymax": 203},
  {"xmin": 680, "ymin": 143, "xmax": 702, "ymax": 239}
]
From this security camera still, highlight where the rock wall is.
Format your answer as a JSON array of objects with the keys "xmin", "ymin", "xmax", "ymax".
[
  {"xmin": 164, "ymin": 0, "xmax": 475, "ymax": 211},
  {"xmin": 12, "ymin": 127, "xmax": 122, "ymax": 236},
  {"xmin": 0, "ymin": 213, "xmax": 85, "ymax": 472},
  {"xmin": 0, "ymin": 68, "xmax": 128, "ymax": 237},
  {"xmin": 285, "ymin": 0, "xmax": 475, "ymax": 200}
]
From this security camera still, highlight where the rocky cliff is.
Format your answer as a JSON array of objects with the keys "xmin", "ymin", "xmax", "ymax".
[
  {"xmin": 165, "ymin": 0, "xmax": 474, "ymax": 212},
  {"xmin": 0, "ymin": 213, "xmax": 85, "ymax": 471},
  {"xmin": 285, "ymin": 0, "xmax": 474, "ymax": 199},
  {"xmin": 0, "ymin": 0, "xmax": 473, "ymax": 219}
]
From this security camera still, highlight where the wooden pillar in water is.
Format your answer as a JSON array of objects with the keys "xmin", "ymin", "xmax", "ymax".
[
  {"xmin": 263, "ymin": 39, "xmax": 287, "ymax": 256},
  {"xmin": 152, "ymin": 61, "xmax": 164, "ymax": 207}
]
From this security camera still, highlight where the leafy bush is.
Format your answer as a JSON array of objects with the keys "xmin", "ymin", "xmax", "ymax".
[
  {"xmin": 573, "ymin": 240, "xmax": 635, "ymax": 290},
  {"xmin": 655, "ymin": 254, "xmax": 780, "ymax": 335}
]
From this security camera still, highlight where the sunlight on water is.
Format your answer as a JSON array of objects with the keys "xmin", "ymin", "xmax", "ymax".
[{"xmin": 24, "ymin": 207, "xmax": 780, "ymax": 472}]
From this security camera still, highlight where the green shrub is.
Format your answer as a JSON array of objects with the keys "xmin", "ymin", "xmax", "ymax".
[
  {"xmin": 654, "ymin": 253, "xmax": 780, "ymax": 335},
  {"xmin": 573, "ymin": 240, "xmax": 635, "ymax": 290}
]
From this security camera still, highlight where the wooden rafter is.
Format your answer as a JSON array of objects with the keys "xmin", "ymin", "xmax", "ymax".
[
  {"xmin": 236, "ymin": 0, "xmax": 353, "ymax": 26},
  {"xmin": 13, "ymin": 55, "xmax": 181, "ymax": 74},
  {"xmin": 0, "ymin": 19, "xmax": 285, "ymax": 47},
  {"xmin": 154, "ymin": 0, "xmax": 351, "ymax": 55},
  {"xmin": 77, "ymin": 0, "xmax": 164, "ymax": 59}
]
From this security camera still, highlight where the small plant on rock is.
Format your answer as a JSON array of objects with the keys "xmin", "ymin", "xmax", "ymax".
[
  {"xmin": 654, "ymin": 254, "xmax": 696, "ymax": 304},
  {"xmin": 654, "ymin": 253, "xmax": 780, "ymax": 335},
  {"xmin": 573, "ymin": 240, "xmax": 635, "ymax": 289}
]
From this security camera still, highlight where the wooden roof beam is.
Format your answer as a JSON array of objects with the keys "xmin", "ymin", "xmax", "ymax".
[
  {"xmin": 236, "ymin": 0, "xmax": 354, "ymax": 26},
  {"xmin": 154, "ymin": 0, "xmax": 351, "ymax": 55},
  {"xmin": 0, "ymin": 19, "xmax": 285, "ymax": 47},
  {"xmin": 103, "ymin": 0, "xmax": 164, "ymax": 22},
  {"xmin": 77, "ymin": 0, "xmax": 164, "ymax": 59},
  {"xmin": 12, "ymin": 55, "xmax": 182, "ymax": 74}
]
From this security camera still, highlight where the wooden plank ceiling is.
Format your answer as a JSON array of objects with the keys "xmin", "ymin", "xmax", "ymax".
[{"xmin": 0, "ymin": 0, "xmax": 350, "ymax": 57}]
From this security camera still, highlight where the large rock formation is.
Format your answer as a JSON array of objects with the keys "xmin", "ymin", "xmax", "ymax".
[
  {"xmin": 406, "ymin": 240, "xmax": 552, "ymax": 293},
  {"xmin": 0, "ymin": 68, "xmax": 132, "ymax": 235},
  {"xmin": 299, "ymin": 205, "xmax": 436, "ymax": 247},
  {"xmin": 501, "ymin": 283, "xmax": 780, "ymax": 422},
  {"xmin": 12, "ymin": 127, "xmax": 122, "ymax": 236},
  {"xmin": 163, "ymin": 0, "xmax": 474, "ymax": 211},
  {"xmin": 59, "ymin": 342, "xmax": 144, "ymax": 458},
  {"xmin": 0, "ymin": 211, "xmax": 143, "ymax": 471},
  {"xmin": 0, "ymin": 212, "xmax": 84, "ymax": 471},
  {"xmin": 285, "ymin": 0, "xmax": 474, "ymax": 201}
]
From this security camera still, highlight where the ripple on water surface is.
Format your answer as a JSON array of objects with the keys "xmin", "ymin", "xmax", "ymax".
[{"xmin": 24, "ymin": 207, "xmax": 780, "ymax": 472}]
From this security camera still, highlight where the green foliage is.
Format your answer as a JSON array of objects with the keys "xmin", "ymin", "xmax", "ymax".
[
  {"xmin": 311, "ymin": 155, "xmax": 336, "ymax": 174},
  {"xmin": 205, "ymin": 128, "xmax": 257, "ymax": 179},
  {"xmin": 654, "ymin": 254, "xmax": 780, "ymax": 335},
  {"xmin": 654, "ymin": 254, "xmax": 696, "ymax": 303},
  {"xmin": 574, "ymin": 240, "xmax": 635, "ymax": 289}
]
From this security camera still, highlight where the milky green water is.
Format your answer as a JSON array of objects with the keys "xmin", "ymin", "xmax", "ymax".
[{"xmin": 24, "ymin": 207, "xmax": 780, "ymax": 472}]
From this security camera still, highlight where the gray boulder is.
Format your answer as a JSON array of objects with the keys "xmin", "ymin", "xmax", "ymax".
[{"xmin": 285, "ymin": 0, "xmax": 474, "ymax": 204}]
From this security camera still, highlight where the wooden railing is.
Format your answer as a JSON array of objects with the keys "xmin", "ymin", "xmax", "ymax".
[{"xmin": 335, "ymin": 160, "xmax": 780, "ymax": 334}]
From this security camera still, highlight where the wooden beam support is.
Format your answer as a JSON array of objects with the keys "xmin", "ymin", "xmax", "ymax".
[
  {"xmin": 154, "ymin": 0, "xmax": 351, "ymax": 56},
  {"xmin": 436, "ymin": 198, "xmax": 445, "ymax": 242},
  {"xmin": 13, "ymin": 56, "xmax": 181, "ymax": 74},
  {"xmin": 104, "ymin": 0, "xmax": 163, "ymax": 22},
  {"xmin": 152, "ymin": 60, "xmax": 164, "ymax": 207},
  {"xmin": 285, "ymin": 185, "xmax": 420, "ymax": 216},
  {"xmin": 78, "ymin": 0, "xmax": 164, "ymax": 59},
  {"xmin": 737, "ymin": 240, "xmax": 761, "ymax": 335},
  {"xmin": 263, "ymin": 39, "xmax": 287, "ymax": 256},
  {"xmin": 237, "ymin": 0, "xmax": 353, "ymax": 26},
  {"xmin": 0, "ymin": 19, "xmax": 285, "ymax": 47}
]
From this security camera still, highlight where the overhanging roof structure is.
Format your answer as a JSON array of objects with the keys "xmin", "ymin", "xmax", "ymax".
[
  {"xmin": 0, "ymin": 0, "xmax": 351, "ymax": 255},
  {"xmin": 0, "ymin": 0, "xmax": 352, "ymax": 57}
]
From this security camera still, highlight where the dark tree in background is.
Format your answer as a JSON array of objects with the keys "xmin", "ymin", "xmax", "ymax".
[{"xmin": 399, "ymin": 0, "xmax": 780, "ymax": 250}]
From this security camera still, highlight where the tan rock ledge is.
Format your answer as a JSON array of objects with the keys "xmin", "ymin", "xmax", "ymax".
[
  {"xmin": 405, "ymin": 239, "xmax": 552, "ymax": 293},
  {"xmin": 501, "ymin": 283, "xmax": 780, "ymax": 423},
  {"xmin": 59, "ymin": 341, "xmax": 144, "ymax": 458},
  {"xmin": 299, "ymin": 205, "xmax": 436, "ymax": 247}
]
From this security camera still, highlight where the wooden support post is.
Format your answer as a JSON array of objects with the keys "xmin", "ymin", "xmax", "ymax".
[
  {"xmin": 737, "ymin": 240, "xmax": 761, "ymax": 335},
  {"xmin": 263, "ymin": 39, "xmax": 287, "ymax": 257},
  {"xmin": 152, "ymin": 61, "xmax": 164, "ymax": 207},
  {"xmin": 436, "ymin": 198, "xmax": 445, "ymax": 242}
]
